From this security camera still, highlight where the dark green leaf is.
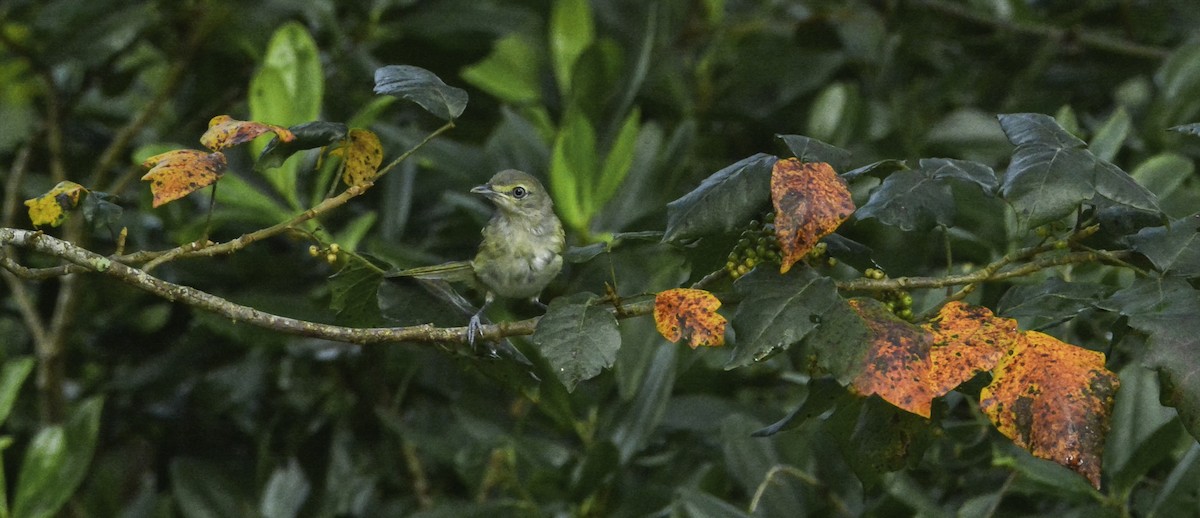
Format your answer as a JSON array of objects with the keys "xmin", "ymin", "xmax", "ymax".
[
  {"xmin": 821, "ymin": 234, "xmax": 880, "ymax": 272},
  {"xmin": 531, "ymin": 292, "xmax": 620, "ymax": 391},
  {"xmin": 1106, "ymin": 364, "xmax": 1185, "ymax": 494},
  {"xmin": 13, "ymin": 397, "xmax": 104, "ymax": 518},
  {"xmin": 920, "ymin": 158, "xmax": 998, "ymax": 193},
  {"xmin": 170, "ymin": 458, "xmax": 255, "ymax": 518},
  {"xmin": 1099, "ymin": 277, "xmax": 1200, "ymax": 442},
  {"xmin": 663, "ymin": 153, "xmax": 776, "ymax": 243},
  {"xmin": 996, "ymin": 278, "xmax": 1109, "ymax": 329},
  {"xmin": 607, "ymin": 344, "xmax": 676, "ymax": 462},
  {"xmin": 720, "ymin": 416, "xmax": 805, "ymax": 516},
  {"xmin": 673, "ymin": 487, "xmax": 753, "ymax": 518},
  {"xmin": 330, "ymin": 258, "xmax": 385, "ymax": 327},
  {"xmin": 1169, "ymin": 122, "xmax": 1200, "ymax": 136},
  {"xmin": 0, "ymin": 357, "xmax": 34, "ymax": 426},
  {"xmin": 827, "ymin": 396, "xmax": 931, "ymax": 487},
  {"xmin": 1149, "ymin": 443, "xmax": 1200, "ymax": 516},
  {"xmin": 776, "ymin": 134, "xmax": 851, "ymax": 171},
  {"xmin": 754, "ymin": 377, "xmax": 847, "ymax": 437},
  {"xmin": 256, "ymin": 121, "xmax": 348, "ymax": 172},
  {"xmin": 728, "ymin": 266, "xmax": 844, "ymax": 368},
  {"xmin": 998, "ymin": 113, "xmax": 1160, "ymax": 227},
  {"xmin": 260, "ymin": 459, "xmax": 310, "ymax": 518},
  {"xmin": 569, "ymin": 441, "xmax": 619, "ymax": 500},
  {"xmin": 1129, "ymin": 214, "xmax": 1200, "ymax": 277},
  {"xmin": 80, "ymin": 191, "xmax": 123, "ymax": 232},
  {"xmin": 998, "ymin": 114, "xmax": 1096, "ymax": 227},
  {"xmin": 373, "ymin": 65, "xmax": 468, "ymax": 120},
  {"xmin": 841, "ymin": 159, "xmax": 908, "ymax": 182},
  {"xmin": 855, "ymin": 169, "xmax": 954, "ymax": 231}
]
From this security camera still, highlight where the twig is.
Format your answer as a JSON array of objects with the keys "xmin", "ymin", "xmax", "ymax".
[
  {"xmin": 133, "ymin": 121, "xmax": 455, "ymax": 271},
  {"xmin": 2, "ymin": 227, "xmax": 656, "ymax": 344},
  {"xmin": 911, "ymin": 0, "xmax": 1170, "ymax": 60}
]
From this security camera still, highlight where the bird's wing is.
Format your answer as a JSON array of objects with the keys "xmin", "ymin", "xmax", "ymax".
[{"xmin": 384, "ymin": 260, "xmax": 476, "ymax": 283}]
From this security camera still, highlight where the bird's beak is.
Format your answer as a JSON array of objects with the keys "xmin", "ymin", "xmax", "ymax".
[{"xmin": 470, "ymin": 184, "xmax": 494, "ymax": 196}]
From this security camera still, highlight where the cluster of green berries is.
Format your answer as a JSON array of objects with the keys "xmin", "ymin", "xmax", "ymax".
[
  {"xmin": 864, "ymin": 268, "xmax": 915, "ymax": 320},
  {"xmin": 309, "ymin": 243, "xmax": 342, "ymax": 265},
  {"xmin": 725, "ymin": 214, "xmax": 783, "ymax": 279}
]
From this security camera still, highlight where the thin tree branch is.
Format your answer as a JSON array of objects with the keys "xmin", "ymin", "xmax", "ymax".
[
  {"xmin": 132, "ymin": 120, "xmax": 456, "ymax": 271},
  {"xmin": 911, "ymin": 0, "xmax": 1171, "ymax": 60}
]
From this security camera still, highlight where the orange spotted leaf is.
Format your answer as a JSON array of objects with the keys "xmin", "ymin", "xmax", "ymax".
[
  {"xmin": 979, "ymin": 331, "xmax": 1120, "ymax": 489},
  {"xmin": 922, "ymin": 301, "xmax": 1018, "ymax": 397},
  {"xmin": 24, "ymin": 181, "xmax": 88, "ymax": 228},
  {"xmin": 771, "ymin": 159, "xmax": 854, "ymax": 273},
  {"xmin": 199, "ymin": 115, "xmax": 295, "ymax": 152},
  {"xmin": 338, "ymin": 128, "xmax": 384, "ymax": 187},
  {"xmin": 140, "ymin": 150, "xmax": 228, "ymax": 207},
  {"xmin": 848, "ymin": 299, "xmax": 936, "ymax": 418},
  {"xmin": 654, "ymin": 288, "xmax": 727, "ymax": 348}
]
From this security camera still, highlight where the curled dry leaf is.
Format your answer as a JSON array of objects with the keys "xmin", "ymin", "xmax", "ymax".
[
  {"xmin": 24, "ymin": 181, "xmax": 89, "ymax": 228},
  {"xmin": 654, "ymin": 288, "xmax": 727, "ymax": 348},
  {"xmin": 200, "ymin": 115, "xmax": 296, "ymax": 152},
  {"xmin": 771, "ymin": 159, "xmax": 855, "ymax": 273},
  {"xmin": 141, "ymin": 150, "xmax": 228, "ymax": 207}
]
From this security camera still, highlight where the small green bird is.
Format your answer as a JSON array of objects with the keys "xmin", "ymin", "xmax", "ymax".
[{"xmin": 388, "ymin": 169, "xmax": 565, "ymax": 344}]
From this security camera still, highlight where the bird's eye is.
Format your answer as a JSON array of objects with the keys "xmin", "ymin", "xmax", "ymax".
[{"xmin": 512, "ymin": 186, "xmax": 527, "ymax": 199}]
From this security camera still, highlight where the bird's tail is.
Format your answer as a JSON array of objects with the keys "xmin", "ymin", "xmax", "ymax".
[{"xmin": 384, "ymin": 260, "xmax": 475, "ymax": 283}]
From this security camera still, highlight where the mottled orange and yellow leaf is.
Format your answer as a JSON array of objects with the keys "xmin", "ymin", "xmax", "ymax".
[
  {"xmin": 770, "ymin": 159, "xmax": 854, "ymax": 273},
  {"xmin": 654, "ymin": 288, "xmax": 726, "ymax": 348},
  {"xmin": 141, "ymin": 150, "xmax": 228, "ymax": 207}
]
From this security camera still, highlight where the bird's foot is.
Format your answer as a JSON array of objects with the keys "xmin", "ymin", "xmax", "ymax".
[
  {"xmin": 530, "ymin": 296, "xmax": 549, "ymax": 310},
  {"xmin": 467, "ymin": 313, "xmax": 485, "ymax": 347}
]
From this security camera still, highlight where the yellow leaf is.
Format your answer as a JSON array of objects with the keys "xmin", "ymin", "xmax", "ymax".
[
  {"xmin": 654, "ymin": 288, "xmax": 726, "ymax": 348},
  {"xmin": 141, "ymin": 150, "xmax": 228, "ymax": 207},
  {"xmin": 199, "ymin": 115, "xmax": 295, "ymax": 152},
  {"xmin": 340, "ymin": 129, "xmax": 383, "ymax": 187},
  {"xmin": 24, "ymin": 181, "xmax": 88, "ymax": 228},
  {"xmin": 771, "ymin": 159, "xmax": 854, "ymax": 273}
]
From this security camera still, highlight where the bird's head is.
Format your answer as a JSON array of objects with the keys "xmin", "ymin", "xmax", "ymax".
[{"xmin": 470, "ymin": 169, "xmax": 553, "ymax": 217}]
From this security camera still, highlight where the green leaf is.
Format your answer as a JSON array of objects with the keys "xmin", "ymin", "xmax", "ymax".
[
  {"xmin": 170, "ymin": 458, "xmax": 254, "ymax": 518},
  {"xmin": 673, "ymin": 487, "xmax": 753, "ymax": 518},
  {"xmin": 329, "ymin": 258, "xmax": 385, "ymax": 328},
  {"xmin": 826, "ymin": 396, "xmax": 931, "ymax": 487},
  {"xmin": 998, "ymin": 113, "xmax": 1160, "ymax": 227},
  {"xmin": 1105, "ymin": 364, "xmax": 1184, "ymax": 494},
  {"xmin": 1088, "ymin": 107, "xmax": 1131, "ymax": 163},
  {"xmin": 728, "ymin": 266, "xmax": 847, "ymax": 368},
  {"xmin": 256, "ymin": 121, "xmax": 348, "ymax": 172},
  {"xmin": 855, "ymin": 169, "xmax": 953, "ymax": 231},
  {"xmin": 550, "ymin": 108, "xmax": 598, "ymax": 232},
  {"xmin": 549, "ymin": 0, "xmax": 595, "ymax": 94},
  {"xmin": 13, "ymin": 397, "xmax": 103, "ymax": 518},
  {"xmin": 80, "ymin": 191, "xmax": 123, "ymax": 233},
  {"xmin": 753, "ymin": 377, "xmax": 847, "ymax": 437},
  {"xmin": 531, "ymin": 292, "xmax": 620, "ymax": 391},
  {"xmin": 841, "ymin": 159, "xmax": 908, "ymax": 182},
  {"xmin": 662, "ymin": 153, "xmax": 777, "ymax": 243},
  {"xmin": 607, "ymin": 344, "xmax": 676, "ymax": 462},
  {"xmin": 920, "ymin": 157, "xmax": 998, "ymax": 193},
  {"xmin": 720, "ymin": 416, "xmax": 805, "ymax": 516},
  {"xmin": 0, "ymin": 358, "xmax": 34, "ymax": 426},
  {"xmin": 461, "ymin": 35, "xmax": 543, "ymax": 105},
  {"xmin": 374, "ymin": 65, "xmax": 469, "ymax": 121},
  {"xmin": 776, "ymin": 134, "xmax": 851, "ymax": 171},
  {"xmin": 1099, "ymin": 277, "xmax": 1200, "ymax": 442},
  {"xmin": 1149, "ymin": 443, "xmax": 1200, "ymax": 517},
  {"xmin": 259, "ymin": 459, "xmax": 311, "ymax": 518},
  {"xmin": 249, "ymin": 22, "xmax": 324, "ymax": 209},
  {"xmin": 1129, "ymin": 215, "xmax": 1200, "ymax": 277},
  {"xmin": 595, "ymin": 108, "xmax": 641, "ymax": 208},
  {"xmin": 996, "ymin": 278, "xmax": 1110, "ymax": 329},
  {"xmin": 1131, "ymin": 153, "xmax": 1194, "ymax": 201}
]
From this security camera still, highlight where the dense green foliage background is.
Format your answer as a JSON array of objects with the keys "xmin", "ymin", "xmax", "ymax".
[{"xmin": 3, "ymin": 0, "xmax": 1200, "ymax": 516}]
